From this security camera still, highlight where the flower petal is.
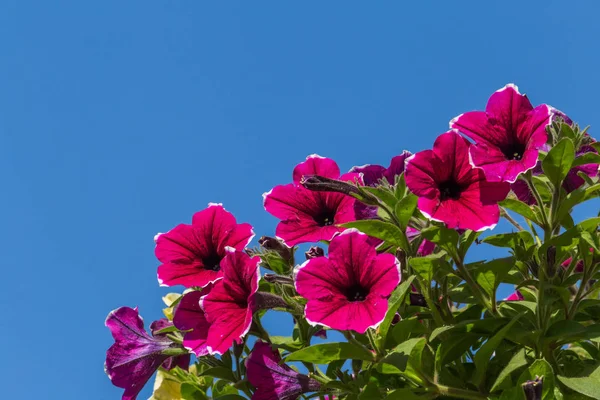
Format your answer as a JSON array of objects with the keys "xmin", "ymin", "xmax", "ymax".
[{"xmin": 293, "ymin": 155, "xmax": 340, "ymax": 184}]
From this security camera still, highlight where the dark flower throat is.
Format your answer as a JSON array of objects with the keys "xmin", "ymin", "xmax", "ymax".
[
  {"xmin": 345, "ymin": 284, "xmax": 369, "ymax": 302},
  {"xmin": 502, "ymin": 142, "xmax": 526, "ymax": 161},
  {"xmin": 439, "ymin": 180, "xmax": 462, "ymax": 201},
  {"xmin": 314, "ymin": 210, "xmax": 335, "ymax": 227},
  {"xmin": 202, "ymin": 253, "xmax": 222, "ymax": 272}
]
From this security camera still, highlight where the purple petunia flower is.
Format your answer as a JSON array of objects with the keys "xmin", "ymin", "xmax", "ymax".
[
  {"xmin": 294, "ymin": 229, "xmax": 401, "ymax": 334},
  {"xmin": 450, "ymin": 84, "xmax": 552, "ymax": 183},
  {"xmin": 263, "ymin": 155, "xmax": 360, "ymax": 246},
  {"xmin": 155, "ymin": 203, "xmax": 254, "ymax": 288},
  {"xmin": 149, "ymin": 318, "xmax": 191, "ymax": 370},
  {"xmin": 405, "ymin": 131, "xmax": 510, "ymax": 231},
  {"xmin": 246, "ymin": 341, "xmax": 320, "ymax": 400},
  {"xmin": 505, "ymin": 291, "xmax": 524, "ymax": 301},
  {"xmin": 105, "ymin": 307, "xmax": 188, "ymax": 400},
  {"xmin": 350, "ymin": 151, "xmax": 412, "ymax": 186}
]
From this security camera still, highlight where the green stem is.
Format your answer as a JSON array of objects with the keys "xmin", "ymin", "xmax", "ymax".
[
  {"xmin": 500, "ymin": 207, "xmax": 525, "ymax": 231},
  {"xmin": 524, "ymin": 173, "xmax": 551, "ymax": 239},
  {"xmin": 435, "ymin": 384, "xmax": 488, "ymax": 400}
]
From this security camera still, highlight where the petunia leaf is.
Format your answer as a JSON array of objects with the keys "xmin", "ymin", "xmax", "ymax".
[
  {"xmin": 500, "ymin": 198, "xmax": 542, "ymax": 227},
  {"xmin": 285, "ymin": 342, "xmax": 376, "ymax": 363},
  {"xmin": 473, "ymin": 313, "xmax": 523, "ymax": 386},
  {"xmin": 542, "ymin": 137, "xmax": 575, "ymax": 188},
  {"xmin": 394, "ymin": 193, "xmax": 418, "ymax": 230},
  {"xmin": 377, "ymin": 275, "xmax": 416, "ymax": 351},
  {"xmin": 434, "ymin": 333, "xmax": 480, "ymax": 372},
  {"xmin": 572, "ymin": 152, "xmax": 600, "ymax": 168},
  {"xmin": 558, "ymin": 364, "xmax": 600, "ymax": 399},
  {"xmin": 419, "ymin": 225, "xmax": 460, "ymax": 260},
  {"xmin": 342, "ymin": 220, "xmax": 410, "ymax": 250},
  {"xmin": 490, "ymin": 348, "xmax": 528, "ymax": 392}
]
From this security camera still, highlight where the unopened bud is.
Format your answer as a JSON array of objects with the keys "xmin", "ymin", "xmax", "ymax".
[
  {"xmin": 522, "ymin": 376, "xmax": 543, "ymax": 400},
  {"xmin": 410, "ymin": 293, "xmax": 427, "ymax": 308},
  {"xmin": 391, "ymin": 313, "xmax": 401, "ymax": 325},
  {"xmin": 305, "ymin": 246, "xmax": 325, "ymax": 259},
  {"xmin": 258, "ymin": 236, "xmax": 292, "ymax": 261},
  {"xmin": 300, "ymin": 175, "xmax": 361, "ymax": 196},
  {"xmin": 546, "ymin": 246, "xmax": 557, "ymax": 277},
  {"xmin": 251, "ymin": 292, "xmax": 289, "ymax": 311},
  {"xmin": 263, "ymin": 273, "xmax": 294, "ymax": 285},
  {"xmin": 314, "ymin": 329, "xmax": 327, "ymax": 339}
]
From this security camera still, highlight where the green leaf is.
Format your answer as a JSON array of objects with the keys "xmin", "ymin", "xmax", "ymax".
[
  {"xmin": 558, "ymin": 364, "xmax": 600, "ymax": 399},
  {"xmin": 392, "ymin": 318, "xmax": 427, "ymax": 344},
  {"xmin": 181, "ymin": 383, "xmax": 208, "ymax": 400},
  {"xmin": 395, "ymin": 194, "xmax": 418, "ymax": 230},
  {"xmin": 362, "ymin": 186, "xmax": 399, "ymax": 208},
  {"xmin": 430, "ymin": 318, "xmax": 509, "ymax": 341},
  {"xmin": 358, "ymin": 381, "xmax": 382, "ymax": 400},
  {"xmin": 473, "ymin": 313, "xmax": 523, "ymax": 386},
  {"xmin": 342, "ymin": 220, "xmax": 409, "ymax": 250},
  {"xmin": 543, "ymin": 137, "xmax": 575, "ymax": 187},
  {"xmin": 490, "ymin": 349, "xmax": 528, "ymax": 392},
  {"xmin": 377, "ymin": 275, "xmax": 415, "ymax": 348},
  {"xmin": 200, "ymin": 367, "xmax": 237, "ymax": 383},
  {"xmin": 472, "ymin": 257, "xmax": 513, "ymax": 300},
  {"xmin": 518, "ymin": 359, "xmax": 555, "ymax": 400},
  {"xmin": 544, "ymin": 320, "xmax": 587, "ymax": 345},
  {"xmin": 572, "ymin": 152, "xmax": 600, "ymax": 168},
  {"xmin": 286, "ymin": 342, "xmax": 375, "ymax": 363},
  {"xmin": 378, "ymin": 338, "xmax": 422, "ymax": 375},
  {"xmin": 484, "ymin": 231, "xmax": 534, "ymax": 250},
  {"xmin": 211, "ymin": 380, "xmax": 239, "ymax": 397},
  {"xmin": 409, "ymin": 253, "xmax": 448, "ymax": 282},
  {"xmin": 420, "ymin": 225, "xmax": 460, "ymax": 259},
  {"xmin": 386, "ymin": 388, "xmax": 430, "ymax": 399},
  {"xmin": 557, "ymin": 187, "xmax": 587, "ymax": 225},
  {"xmin": 500, "ymin": 198, "xmax": 541, "ymax": 226},
  {"xmin": 435, "ymin": 333, "xmax": 479, "ymax": 370}
]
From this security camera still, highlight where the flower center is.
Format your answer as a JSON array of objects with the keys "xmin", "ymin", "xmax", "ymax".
[
  {"xmin": 345, "ymin": 284, "xmax": 369, "ymax": 302},
  {"xmin": 201, "ymin": 253, "xmax": 222, "ymax": 272},
  {"xmin": 438, "ymin": 180, "xmax": 462, "ymax": 201},
  {"xmin": 502, "ymin": 142, "xmax": 526, "ymax": 161},
  {"xmin": 314, "ymin": 210, "xmax": 336, "ymax": 227}
]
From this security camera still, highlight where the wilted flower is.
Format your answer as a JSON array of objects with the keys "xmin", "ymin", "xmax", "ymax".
[
  {"xmin": 247, "ymin": 341, "xmax": 320, "ymax": 400},
  {"xmin": 451, "ymin": 84, "xmax": 552, "ymax": 183},
  {"xmin": 295, "ymin": 229, "xmax": 401, "ymax": 333},
  {"xmin": 405, "ymin": 131, "xmax": 510, "ymax": 231},
  {"xmin": 263, "ymin": 155, "xmax": 360, "ymax": 246},
  {"xmin": 105, "ymin": 307, "xmax": 188, "ymax": 400},
  {"xmin": 155, "ymin": 203, "xmax": 254, "ymax": 288}
]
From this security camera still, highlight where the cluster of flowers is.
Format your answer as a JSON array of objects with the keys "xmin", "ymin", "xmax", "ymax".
[{"xmin": 105, "ymin": 84, "xmax": 599, "ymax": 399}]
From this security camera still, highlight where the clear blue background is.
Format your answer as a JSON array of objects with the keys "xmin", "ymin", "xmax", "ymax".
[{"xmin": 1, "ymin": 1, "xmax": 599, "ymax": 399}]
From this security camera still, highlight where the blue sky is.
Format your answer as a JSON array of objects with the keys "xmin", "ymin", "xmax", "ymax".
[{"xmin": 1, "ymin": 1, "xmax": 599, "ymax": 399}]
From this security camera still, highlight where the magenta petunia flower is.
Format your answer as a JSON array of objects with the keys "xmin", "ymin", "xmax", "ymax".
[
  {"xmin": 263, "ymin": 155, "xmax": 360, "ymax": 246},
  {"xmin": 246, "ymin": 341, "xmax": 320, "ymax": 400},
  {"xmin": 155, "ymin": 203, "xmax": 254, "ymax": 288},
  {"xmin": 505, "ymin": 291, "xmax": 524, "ymax": 301},
  {"xmin": 294, "ymin": 229, "xmax": 401, "ymax": 333},
  {"xmin": 450, "ymin": 84, "xmax": 552, "ymax": 183},
  {"xmin": 405, "ymin": 131, "xmax": 510, "ymax": 231},
  {"xmin": 172, "ymin": 285, "xmax": 213, "ymax": 356},
  {"xmin": 562, "ymin": 248, "xmax": 594, "ymax": 274},
  {"xmin": 201, "ymin": 247, "xmax": 260, "ymax": 354},
  {"xmin": 105, "ymin": 307, "xmax": 187, "ymax": 400},
  {"xmin": 350, "ymin": 151, "xmax": 412, "ymax": 186}
]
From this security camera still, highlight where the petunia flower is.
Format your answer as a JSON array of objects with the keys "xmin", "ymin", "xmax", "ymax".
[
  {"xmin": 172, "ymin": 285, "xmax": 213, "ymax": 357},
  {"xmin": 510, "ymin": 111, "xmax": 599, "ymax": 204},
  {"xmin": 450, "ymin": 84, "xmax": 552, "ymax": 183},
  {"xmin": 201, "ymin": 247, "xmax": 260, "ymax": 354},
  {"xmin": 350, "ymin": 152, "xmax": 411, "ymax": 221},
  {"xmin": 405, "ymin": 131, "xmax": 510, "ymax": 231},
  {"xmin": 150, "ymin": 319, "xmax": 191, "ymax": 370},
  {"xmin": 505, "ymin": 291, "xmax": 524, "ymax": 301},
  {"xmin": 263, "ymin": 155, "xmax": 360, "ymax": 246},
  {"xmin": 155, "ymin": 203, "xmax": 254, "ymax": 288},
  {"xmin": 294, "ymin": 229, "xmax": 401, "ymax": 333},
  {"xmin": 246, "ymin": 341, "xmax": 320, "ymax": 400},
  {"xmin": 350, "ymin": 151, "xmax": 412, "ymax": 186},
  {"xmin": 105, "ymin": 307, "xmax": 188, "ymax": 400},
  {"xmin": 562, "ymin": 248, "xmax": 594, "ymax": 274}
]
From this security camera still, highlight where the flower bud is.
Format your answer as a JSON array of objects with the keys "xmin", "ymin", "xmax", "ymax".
[
  {"xmin": 258, "ymin": 236, "xmax": 292, "ymax": 261},
  {"xmin": 410, "ymin": 293, "xmax": 427, "ymax": 307},
  {"xmin": 522, "ymin": 376, "xmax": 543, "ymax": 400},
  {"xmin": 300, "ymin": 175, "xmax": 361, "ymax": 196},
  {"xmin": 305, "ymin": 246, "xmax": 325, "ymax": 259}
]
